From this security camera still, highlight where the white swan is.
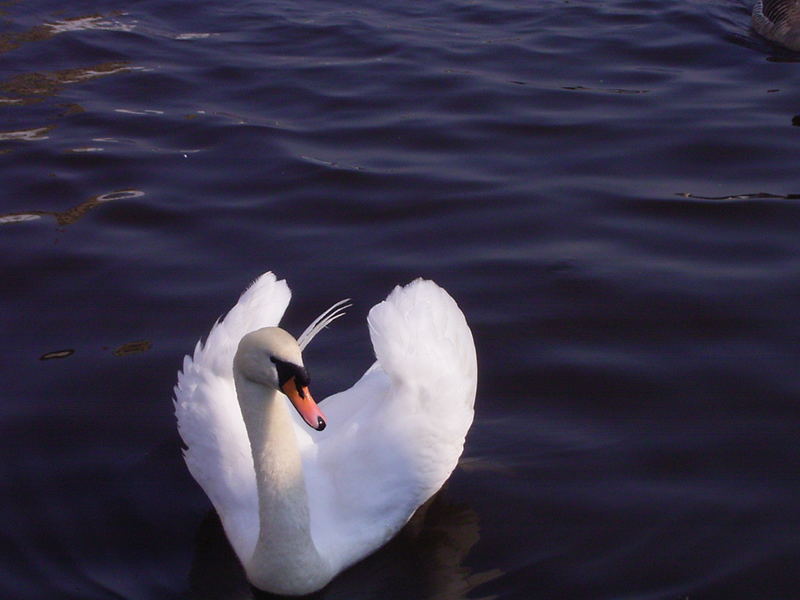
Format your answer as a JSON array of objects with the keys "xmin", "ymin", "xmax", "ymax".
[
  {"xmin": 174, "ymin": 272, "xmax": 477, "ymax": 595},
  {"xmin": 753, "ymin": 0, "xmax": 800, "ymax": 50}
]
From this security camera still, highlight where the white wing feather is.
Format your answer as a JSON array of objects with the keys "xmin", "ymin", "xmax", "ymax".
[
  {"xmin": 174, "ymin": 272, "xmax": 291, "ymax": 563},
  {"xmin": 303, "ymin": 279, "xmax": 477, "ymax": 572}
]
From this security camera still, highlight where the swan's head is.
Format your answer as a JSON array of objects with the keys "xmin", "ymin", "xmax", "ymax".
[{"xmin": 234, "ymin": 327, "xmax": 326, "ymax": 431}]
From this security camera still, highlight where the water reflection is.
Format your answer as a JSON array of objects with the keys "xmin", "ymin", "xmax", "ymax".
[
  {"xmin": 0, "ymin": 190, "xmax": 144, "ymax": 226},
  {"xmin": 0, "ymin": 9, "xmax": 135, "ymax": 159},
  {"xmin": 0, "ymin": 13, "xmax": 134, "ymax": 56},
  {"xmin": 677, "ymin": 191, "xmax": 800, "ymax": 201},
  {"xmin": 112, "ymin": 340, "xmax": 152, "ymax": 357},
  {"xmin": 44, "ymin": 14, "xmax": 135, "ymax": 35},
  {"xmin": 39, "ymin": 349, "xmax": 75, "ymax": 360},
  {"xmin": 1, "ymin": 61, "xmax": 131, "ymax": 105},
  {"xmin": 188, "ymin": 491, "xmax": 499, "ymax": 600},
  {"xmin": 562, "ymin": 85, "xmax": 650, "ymax": 95},
  {"xmin": 0, "ymin": 125, "xmax": 55, "ymax": 141}
]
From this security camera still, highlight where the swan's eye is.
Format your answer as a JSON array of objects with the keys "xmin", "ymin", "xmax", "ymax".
[{"xmin": 270, "ymin": 357, "xmax": 310, "ymax": 389}]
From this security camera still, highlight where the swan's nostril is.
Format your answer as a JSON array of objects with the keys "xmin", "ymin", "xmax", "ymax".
[{"xmin": 317, "ymin": 417, "xmax": 326, "ymax": 431}]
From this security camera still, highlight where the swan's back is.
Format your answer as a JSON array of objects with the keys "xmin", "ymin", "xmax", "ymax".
[
  {"xmin": 305, "ymin": 279, "xmax": 477, "ymax": 572},
  {"xmin": 753, "ymin": 0, "xmax": 800, "ymax": 50},
  {"xmin": 174, "ymin": 273, "xmax": 291, "ymax": 563}
]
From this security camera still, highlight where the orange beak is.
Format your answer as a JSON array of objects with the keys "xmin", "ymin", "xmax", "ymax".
[{"xmin": 281, "ymin": 377, "xmax": 326, "ymax": 431}]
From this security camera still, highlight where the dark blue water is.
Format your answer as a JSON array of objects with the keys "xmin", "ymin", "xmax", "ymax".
[{"xmin": 2, "ymin": 0, "xmax": 799, "ymax": 598}]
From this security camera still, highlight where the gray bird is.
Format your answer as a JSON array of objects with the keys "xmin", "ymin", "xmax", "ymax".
[{"xmin": 753, "ymin": 0, "xmax": 800, "ymax": 50}]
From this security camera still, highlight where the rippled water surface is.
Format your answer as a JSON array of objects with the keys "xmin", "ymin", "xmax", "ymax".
[{"xmin": 2, "ymin": 0, "xmax": 799, "ymax": 598}]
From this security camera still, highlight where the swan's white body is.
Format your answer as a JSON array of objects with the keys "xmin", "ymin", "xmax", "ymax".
[
  {"xmin": 753, "ymin": 0, "xmax": 800, "ymax": 50},
  {"xmin": 174, "ymin": 273, "xmax": 477, "ymax": 595}
]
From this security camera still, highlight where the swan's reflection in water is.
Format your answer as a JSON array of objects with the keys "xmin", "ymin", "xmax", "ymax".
[{"xmin": 189, "ymin": 489, "xmax": 500, "ymax": 600}]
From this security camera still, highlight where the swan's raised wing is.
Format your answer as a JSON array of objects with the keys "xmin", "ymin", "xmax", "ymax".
[
  {"xmin": 174, "ymin": 272, "xmax": 291, "ymax": 563},
  {"xmin": 305, "ymin": 279, "xmax": 477, "ymax": 572}
]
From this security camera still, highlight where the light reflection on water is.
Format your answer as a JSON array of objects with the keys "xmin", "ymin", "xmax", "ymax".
[{"xmin": 0, "ymin": 190, "xmax": 144, "ymax": 226}]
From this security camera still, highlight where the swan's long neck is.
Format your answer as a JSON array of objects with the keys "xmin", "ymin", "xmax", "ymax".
[{"xmin": 233, "ymin": 373, "xmax": 330, "ymax": 595}]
